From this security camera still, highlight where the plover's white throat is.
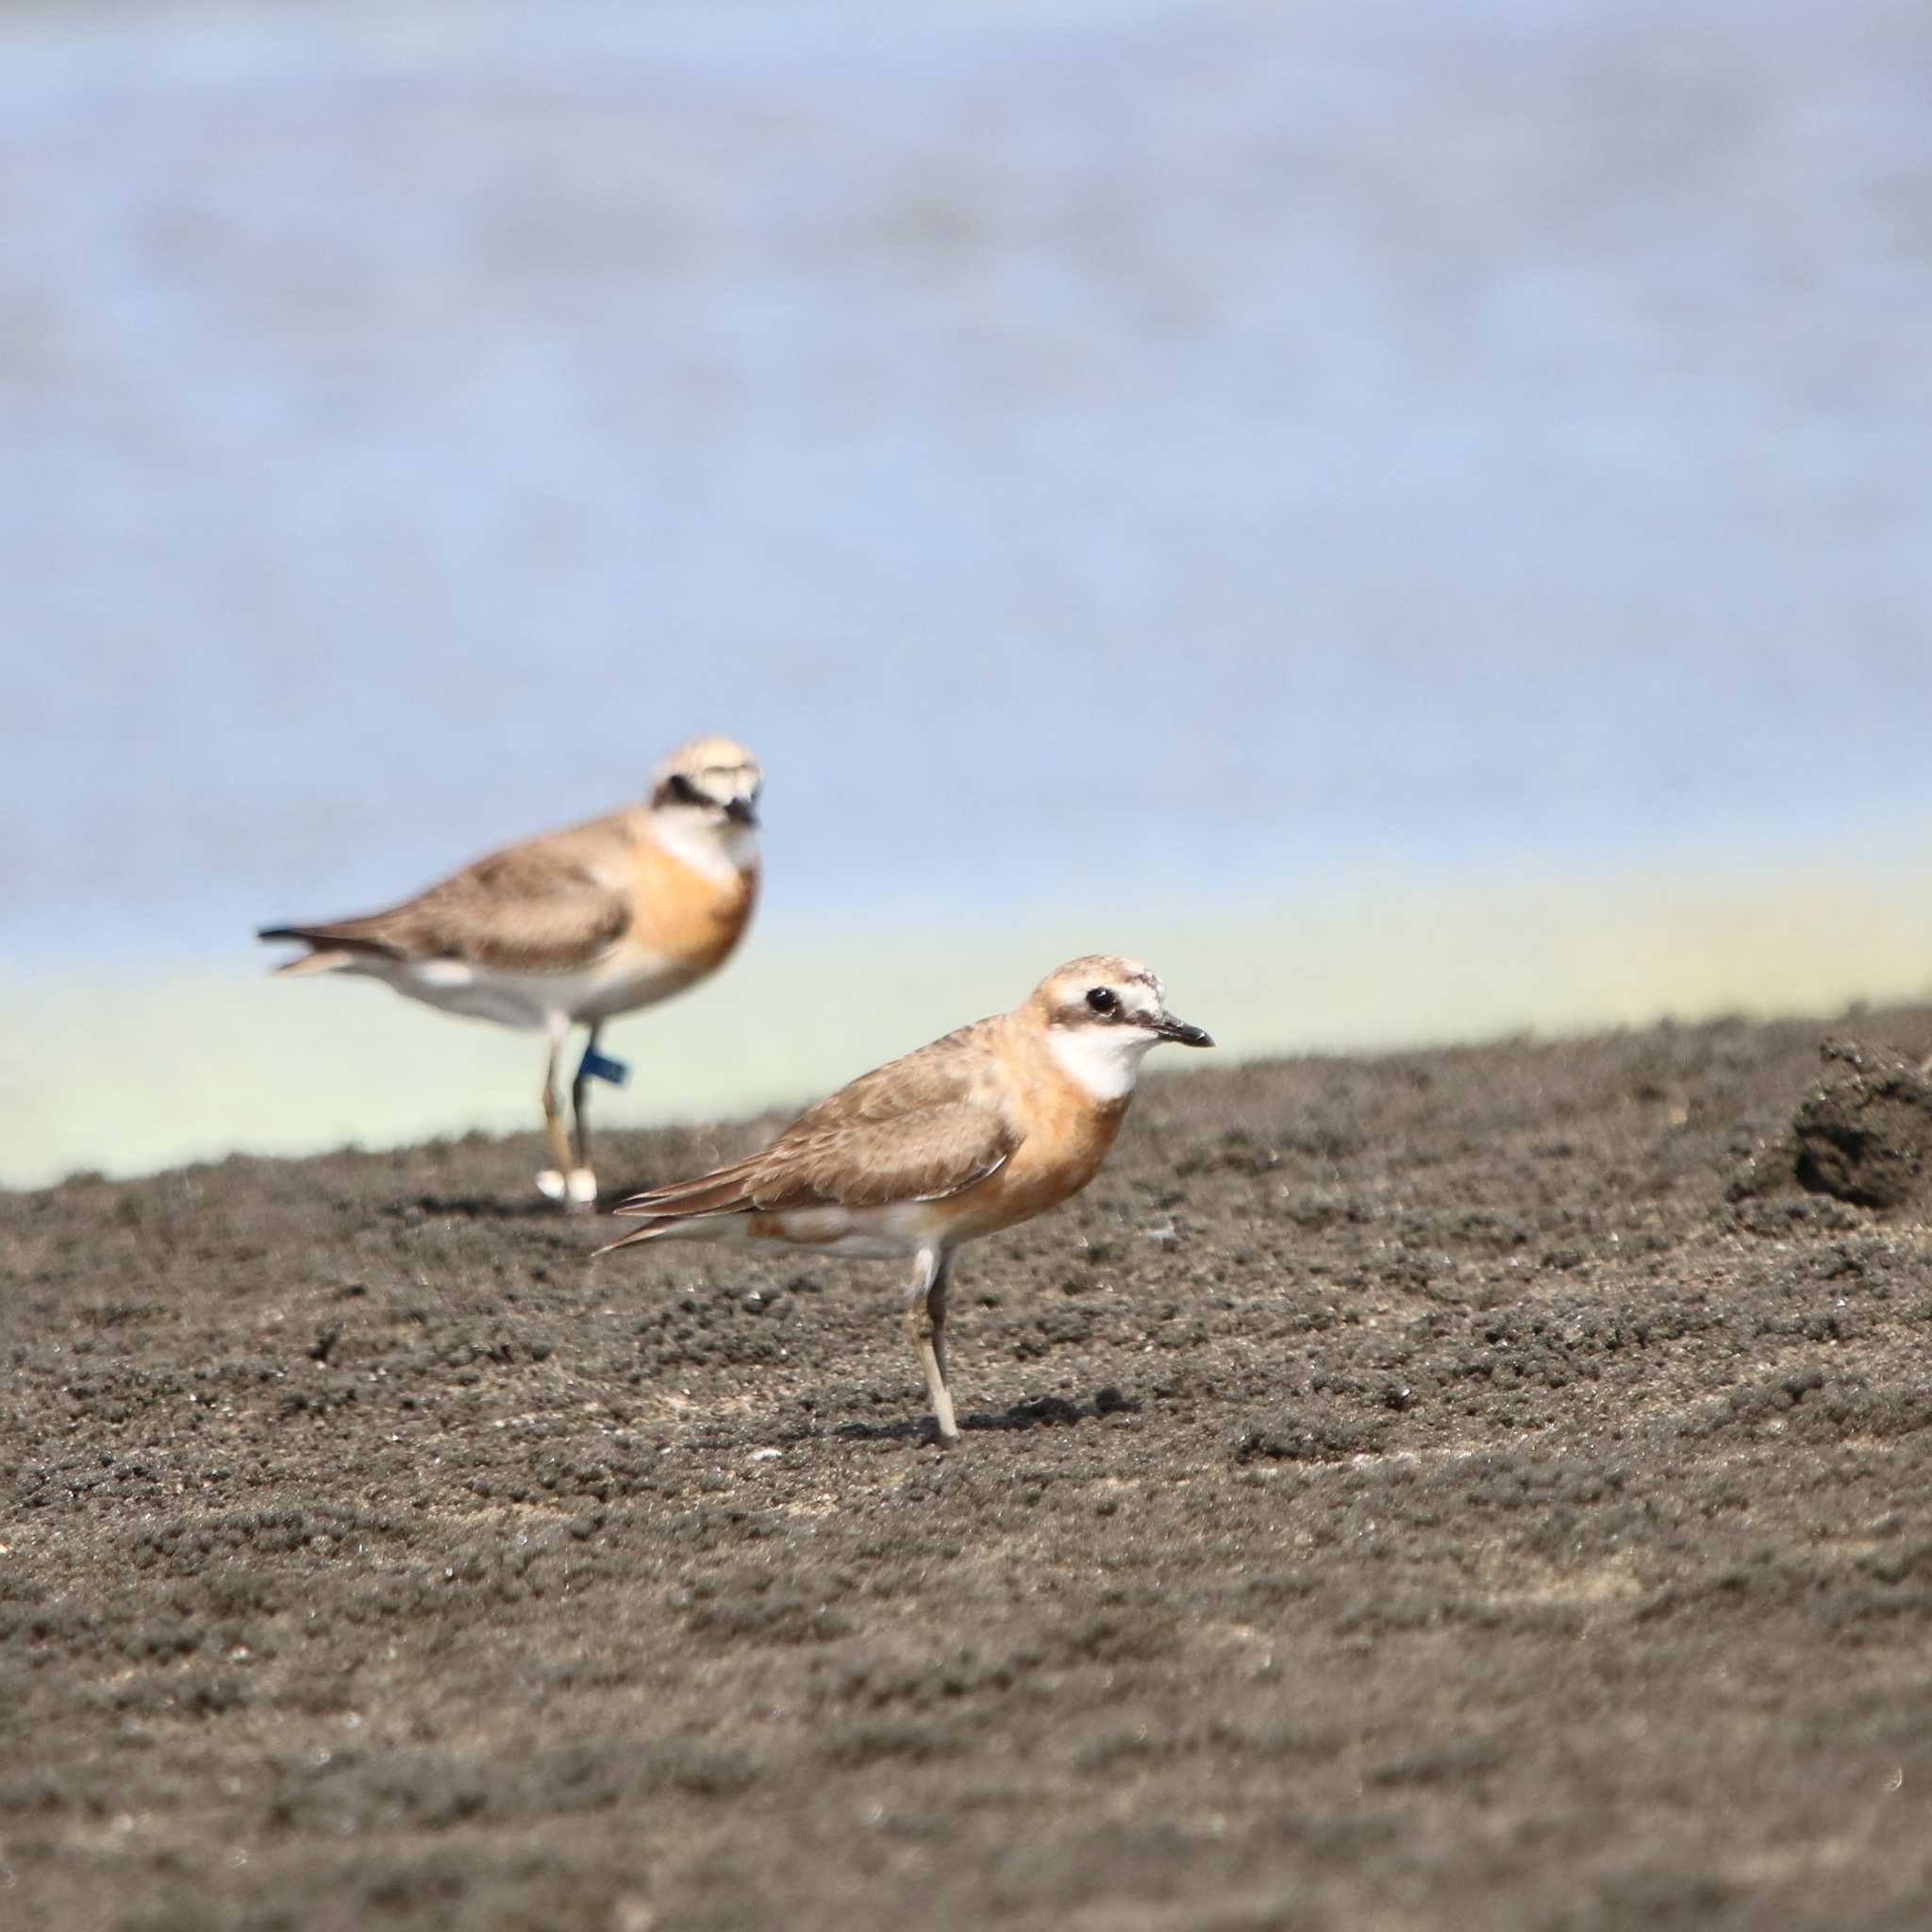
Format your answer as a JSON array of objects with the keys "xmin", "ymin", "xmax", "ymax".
[
  {"xmin": 259, "ymin": 736, "xmax": 761, "ymax": 1208},
  {"xmin": 598, "ymin": 954, "xmax": 1212, "ymax": 1443}
]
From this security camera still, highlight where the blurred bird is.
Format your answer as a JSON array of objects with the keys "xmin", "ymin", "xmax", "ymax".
[
  {"xmin": 598, "ymin": 955, "xmax": 1211, "ymax": 1442},
  {"xmin": 259, "ymin": 736, "xmax": 761, "ymax": 1208}
]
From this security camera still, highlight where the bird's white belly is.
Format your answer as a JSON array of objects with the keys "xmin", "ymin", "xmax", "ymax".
[{"xmin": 358, "ymin": 949, "xmax": 691, "ymax": 1031}]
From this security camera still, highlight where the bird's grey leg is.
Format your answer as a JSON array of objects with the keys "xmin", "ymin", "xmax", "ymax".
[
  {"xmin": 928, "ymin": 1253, "xmax": 952, "ymax": 1389},
  {"xmin": 904, "ymin": 1249, "xmax": 958, "ymax": 1445},
  {"xmin": 535, "ymin": 1028, "xmax": 576, "ymax": 1205},
  {"xmin": 564, "ymin": 1024, "xmax": 602, "ymax": 1208}
]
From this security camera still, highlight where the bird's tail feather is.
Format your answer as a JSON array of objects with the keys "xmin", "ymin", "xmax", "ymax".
[
  {"xmin": 594, "ymin": 1211, "xmax": 741, "ymax": 1257},
  {"xmin": 594, "ymin": 1220, "xmax": 676, "ymax": 1257},
  {"xmin": 611, "ymin": 1164, "xmax": 760, "ymax": 1222},
  {"xmin": 594, "ymin": 1162, "xmax": 763, "ymax": 1257},
  {"xmin": 264, "ymin": 946, "xmax": 357, "ymax": 977},
  {"xmin": 258, "ymin": 923, "xmax": 399, "ymax": 967}
]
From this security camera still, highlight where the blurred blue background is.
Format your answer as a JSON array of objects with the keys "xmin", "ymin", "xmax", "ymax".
[{"xmin": 4, "ymin": 0, "xmax": 1930, "ymax": 1185}]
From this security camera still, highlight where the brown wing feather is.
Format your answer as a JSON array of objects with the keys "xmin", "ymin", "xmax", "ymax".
[
  {"xmin": 614, "ymin": 1020, "xmax": 1018, "ymax": 1221},
  {"xmin": 261, "ymin": 815, "xmax": 638, "ymax": 973}
]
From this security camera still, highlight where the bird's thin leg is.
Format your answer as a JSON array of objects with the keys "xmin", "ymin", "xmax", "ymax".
[
  {"xmin": 536, "ymin": 1029, "xmax": 575, "ymax": 1204},
  {"xmin": 904, "ymin": 1250, "xmax": 958, "ymax": 1445},
  {"xmin": 928, "ymin": 1254, "xmax": 952, "ymax": 1389},
  {"xmin": 564, "ymin": 1024, "xmax": 602, "ymax": 1208}
]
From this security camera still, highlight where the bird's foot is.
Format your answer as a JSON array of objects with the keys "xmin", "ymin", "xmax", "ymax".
[{"xmin": 536, "ymin": 1167, "xmax": 599, "ymax": 1209}]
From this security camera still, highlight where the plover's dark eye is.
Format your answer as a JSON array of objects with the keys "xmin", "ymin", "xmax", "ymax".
[
  {"xmin": 665, "ymin": 774, "xmax": 702, "ymax": 805},
  {"xmin": 1086, "ymin": 988, "xmax": 1118, "ymax": 1015}
]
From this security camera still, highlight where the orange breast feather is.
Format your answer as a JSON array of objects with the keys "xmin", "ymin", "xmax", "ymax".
[{"xmin": 626, "ymin": 841, "xmax": 757, "ymax": 980}]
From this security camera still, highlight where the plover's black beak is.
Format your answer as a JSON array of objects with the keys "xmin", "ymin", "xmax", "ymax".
[
  {"xmin": 1154, "ymin": 1012, "xmax": 1214, "ymax": 1048},
  {"xmin": 724, "ymin": 796, "xmax": 758, "ymax": 827}
]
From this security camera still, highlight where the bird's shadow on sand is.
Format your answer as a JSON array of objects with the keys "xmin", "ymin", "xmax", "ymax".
[{"xmin": 835, "ymin": 1389, "xmax": 1140, "ymax": 1443}]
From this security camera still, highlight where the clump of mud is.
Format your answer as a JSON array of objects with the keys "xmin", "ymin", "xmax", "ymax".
[{"xmin": 1789, "ymin": 1038, "xmax": 1932, "ymax": 1209}]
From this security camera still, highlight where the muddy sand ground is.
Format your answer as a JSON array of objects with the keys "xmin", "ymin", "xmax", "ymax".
[{"xmin": 6, "ymin": 1010, "xmax": 1932, "ymax": 1931}]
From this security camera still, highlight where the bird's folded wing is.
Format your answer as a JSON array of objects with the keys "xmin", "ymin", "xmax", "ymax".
[
  {"xmin": 274, "ymin": 841, "xmax": 634, "ymax": 974},
  {"xmin": 747, "ymin": 1099, "xmax": 1015, "ymax": 1210},
  {"xmin": 616, "ymin": 1023, "xmax": 1018, "ymax": 1218}
]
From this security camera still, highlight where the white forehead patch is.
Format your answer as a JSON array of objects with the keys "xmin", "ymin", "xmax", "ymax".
[{"xmin": 1048, "ymin": 1022, "xmax": 1159, "ymax": 1103}]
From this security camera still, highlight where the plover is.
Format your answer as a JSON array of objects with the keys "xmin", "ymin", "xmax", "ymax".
[
  {"xmin": 259, "ymin": 736, "xmax": 761, "ymax": 1208},
  {"xmin": 598, "ymin": 955, "xmax": 1211, "ymax": 1441}
]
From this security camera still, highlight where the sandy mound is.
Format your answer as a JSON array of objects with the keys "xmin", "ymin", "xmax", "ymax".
[{"xmin": 1790, "ymin": 1038, "xmax": 1932, "ymax": 1209}]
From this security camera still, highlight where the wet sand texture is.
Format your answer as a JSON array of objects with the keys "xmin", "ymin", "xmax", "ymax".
[{"xmin": 5, "ymin": 1011, "xmax": 1932, "ymax": 1930}]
